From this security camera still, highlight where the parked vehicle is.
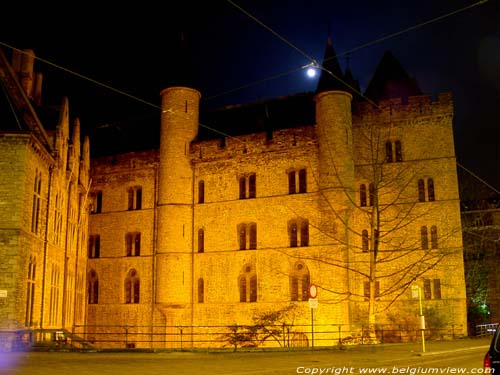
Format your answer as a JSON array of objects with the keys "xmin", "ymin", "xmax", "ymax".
[{"xmin": 484, "ymin": 323, "xmax": 500, "ymax": 371}]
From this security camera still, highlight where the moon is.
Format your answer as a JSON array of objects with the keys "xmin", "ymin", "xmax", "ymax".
[{"xmin": 306, "ymin": 67, "xmax": 317, "ymax": 78}]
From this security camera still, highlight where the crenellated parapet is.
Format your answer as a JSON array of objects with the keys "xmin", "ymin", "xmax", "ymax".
[
  {"xmin": 190, "ymin": 125, "xmax": 317, "ymax": 163},
  {"xmin": 353, "ymin": 93, "xmax": 453, "ymax": 125}
]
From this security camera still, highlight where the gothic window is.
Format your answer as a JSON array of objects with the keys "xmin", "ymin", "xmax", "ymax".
[
  {"xmin": 427, "ymin": 178, "xmax": 435, "ymax": 202},
  {"xmin": 289, "ymin": 219, "xmax": 309, "ymax": 247},
  {"xmin": 31, "ymin": 170, "xmax": 42, "ymax": 233},
  {"xmin": 239, "ymin": 265, "xmax": 257, "ymax": 302},
  {"xmin": 198, "ymin": 180, "xmax": 205, "ymax": 204},
  {"xmin": 360, "ymin": 184, "xmax": 367, "ymax": 207},
  {"xmin": 363, "ymin": 281, "xmax": 380, "ymax": 301},
  {"xmin": 290, "ymin": 262, "xmax": 310, "ymax": 301},
  {"xmin": 421, "ymin": 226, "xmax": 429, "ymax": 250},
  {"xmin": 198, "ymin": 228, "xmax": 205, "ymax": 253},
  {"xmin": 298, "ymin": 169, "xmax": 307, "ymax": 193},
  {"xmin": 125, "ymin": 232, "xmax": 141, "ymax": 256},
  {"xmin": 25, "ymin": 257, "xmax": 36, "ymax": 326},
  {"xmin": 385, "ymin": 141, "xmax": 393, "ymax": 163},
  {"xmin": 90, "ymin": 191, "xmax": 102, "ymax": 214},
  {"xmin": 238, "ymin": 223, "xmax": 257, "ymax": 250},
  {"xmin": 288, "ymin": 169, "xmax": 307, "ymax": 194},
  {"xmin": 418, "ymin": 179, "xmax": 426, "ymax": 202},
  {"xmin": 88, "ymin": 235, "xmax": 101, "ymax": 258},
  {"xmin": 430, "ymin": 225, "xmax": 438, "ymax": 249},
  {"xmin": 125, "ymin": 269, "xmax": 140, "ymax": 304},
  {"xmin": 127, "ymin": 186, "xmax": 142, "ymax": 210},
  {"xmin": 88, "ymin": 270, "xmax": 99, "ymax": 304},
  {"xmin": 198, "ymin": 278, "xmax": 204, "ymax": 303},
  {"xmin": 362, "ymin": 230, "xmax": 369, "ymax": 253}
]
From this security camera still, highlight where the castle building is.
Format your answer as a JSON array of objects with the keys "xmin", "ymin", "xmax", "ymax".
[
  {"xmin": 0, "ymin": 37, "xmax": 467, "ymax": 350},
  {"xmin": 86, "ymin": 38, "xmax": 467, "ymax": 348},
  {"xmin": 0, "ymin": 48, "xmax": 90, "ymax": 350}
]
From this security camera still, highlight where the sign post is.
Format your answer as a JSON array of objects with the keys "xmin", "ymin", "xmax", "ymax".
[
  {"xmin": 308, "ymin": 284, "xmax": 318, "ymax": 349},
  {"xmin": 411, "ymin": 285, "xmax": 426, "ymax": 353}
]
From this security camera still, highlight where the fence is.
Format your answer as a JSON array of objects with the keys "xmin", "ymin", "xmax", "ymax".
[
  {"xmin": 474, "ymin": 323, "xmax": 498, "ymax": 337},
  {"xmin": 62, "ymin": 323, "xmax": 465, "ymax": 351}
]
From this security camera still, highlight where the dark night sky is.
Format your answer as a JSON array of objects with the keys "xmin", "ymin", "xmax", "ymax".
[{"xmin": 1, "ymin": 0, "xmax": 500, "ymax": 190}]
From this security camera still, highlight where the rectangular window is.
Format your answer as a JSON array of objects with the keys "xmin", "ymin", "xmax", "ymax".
[
  {"xmin": 433, "ymin": 279, "xmax": 442, "ymax": 299},
  {"xmin": 364, "ymin": 281, "xmax": 380, "ymax": 300},
  {"xmin": 298, "ymin": 169, "xmax": 307, "ymax": 193},
  {"xmin": 198, "ymin": 181, "xmax": 205, "ymax": 204},
  {"xmin": 239, "ymin": 177, "xmax": 246, "ymax": 199},
  {"xmin": 288, "ymin": 171, "xmax": 296, "ymax": 194},
  {"xmin": 249, "ymin": 223, "xmax": 257, "ymax": 249},
  {"xmin": 248, "ymin": 174, "xmax": 256, "ymax": 198},
  {"xmin": 423, "ymin": 279, "xmax": 432, "ymax": 300}
]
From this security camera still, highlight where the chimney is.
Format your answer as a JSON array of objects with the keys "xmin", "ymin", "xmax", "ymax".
[
  {"xmin": 33, "ymin": 72, "xmax": 43, "ymax": 106},
  {"xmin": 11, "ymin": 49, "xmax": 36, "ymax": 99}
]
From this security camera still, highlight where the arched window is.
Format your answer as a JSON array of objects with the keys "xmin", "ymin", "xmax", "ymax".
[
  {"xmin": 198, "ymin": 180, "xmax": 205, "ymax": 204},
  {"xmin": 418, "ymin": 179, "xmax": 426, "ymax": 202},
  {"xmin": 88, "ymin": 270, "xmax": 99, "ymax": 304},
  {"xmin": 427, "ymin": 178, "xmax": 435, "ymax": 202},
  {"xmin": 360, "ymin": 184, "xmax": 367, "ymax": 207},
  {"xmin": 125, "ymin": 269, "xmax": 140, "ymax": 304},
  {"xmin": 239, "ymin": 265, "xmax": 257, "ymax": 302},
  {"xmin": 430, "ymin": 225, "xmax": 438, "ymax": 249},
  {"xmin": 198, "ymin": 228, "xmax": 205, "ymax": 253},
  {"xmin": 421, "ymin": 226, "xmax": 429, "ymax": 250},
  {"xmin": 362, "ymin": 230, "xmax": 369, "ymax": 253},
  {"xmin": 290, "ymin": 262, "xmax": 310, "ymax": 301},
  {"xmin": 198, "ymin": 278, "xmax": 204, "ymax": 303}
]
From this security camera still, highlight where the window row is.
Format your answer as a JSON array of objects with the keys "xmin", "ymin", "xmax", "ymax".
[
  {"xmin": 88, "ymin": 269, "xmax": 140, "ymax": 304},
  {"xmin": 359, "ymin": 177, "xmax": 436, "ymax": 207},
  {"xmin": 197, "ymin": 219, "xmax": 309, "ymax": 253},
  {"xmin": 88, "ymin": 232, "xmax": 142, "ymax": 258},
  {"xmin": 362, "ymin": 279, "xmax": 442, "ymax": 300},
  {"xmin": 360, "ymin": 226, "xmax": 439, "ymax": 252},
  {"xmin": 197, "ymin": 169, "xmax": 308, "ymax": 204},
  {"xmin": 90, "ymin": 186, "xmax": 143, "ymax": 214}
]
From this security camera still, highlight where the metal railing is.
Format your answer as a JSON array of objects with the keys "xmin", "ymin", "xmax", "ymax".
[{"xmin": 475, "ymin": 323, "xmax": 498, "ymax": 337}]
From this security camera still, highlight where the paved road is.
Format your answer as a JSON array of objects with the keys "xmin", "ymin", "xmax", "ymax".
[{"xmin": 0, "ymin": 337, "xmax": 491, "ymax": 375}]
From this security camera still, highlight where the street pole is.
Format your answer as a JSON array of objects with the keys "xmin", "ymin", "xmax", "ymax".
[
  {"xmin": 311, "ymin": 307, "xmax": 314, "ymax": 350},
  {"xmin": 418, "ymin": 287, "xmax": 426, "ymax": 353}
]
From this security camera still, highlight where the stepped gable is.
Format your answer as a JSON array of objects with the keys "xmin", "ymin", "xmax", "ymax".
[{"xmin": 364, "ymin": 50, "xmax": 422, "ymax": 103}]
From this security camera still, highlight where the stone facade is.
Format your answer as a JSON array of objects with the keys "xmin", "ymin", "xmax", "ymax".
[
  {"xmin": 0, "ymin": 49, "xmax": 89, "ymax": 350},
  {"xmin": 87, "ymin": 85, "xmax": 467, "ymax": 348}
]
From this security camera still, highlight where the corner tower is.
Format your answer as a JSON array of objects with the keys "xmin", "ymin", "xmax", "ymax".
[{"xmin": 157, "ymin": 86, "xmax": 201, "ymax": 309}]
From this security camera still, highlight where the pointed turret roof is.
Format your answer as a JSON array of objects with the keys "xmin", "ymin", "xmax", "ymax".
[
  {"xmin": 364, "ymin": 50, "xmax": 422, "ymax": 103},
  {"xmin": 343, "ymin": 64, "xmax": 361, "ymax": 101},
  {"xmin": 315, "ymin": 36, "xmax": 346, "ymax": 93}
]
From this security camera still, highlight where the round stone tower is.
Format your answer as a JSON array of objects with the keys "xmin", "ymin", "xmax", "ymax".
[
  {"xmin": 157, "ymin": 86, "xmax": 201, "ymax": 307},
  {"xmin": 315, "ymin": 90, "xmax": 354, "ymax": 193}
]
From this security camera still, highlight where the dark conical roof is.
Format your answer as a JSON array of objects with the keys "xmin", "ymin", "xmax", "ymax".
[
  {"xmin": 364, "ymin": 50, "xmax": 422, "ymax": 102},
  {"xmin": 343, "ymin": 64, "xmax": 361, "ymax": 101},
  {"xmin": 315, "ymin": 37, "xmax": 346, "ymax": 93}
]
